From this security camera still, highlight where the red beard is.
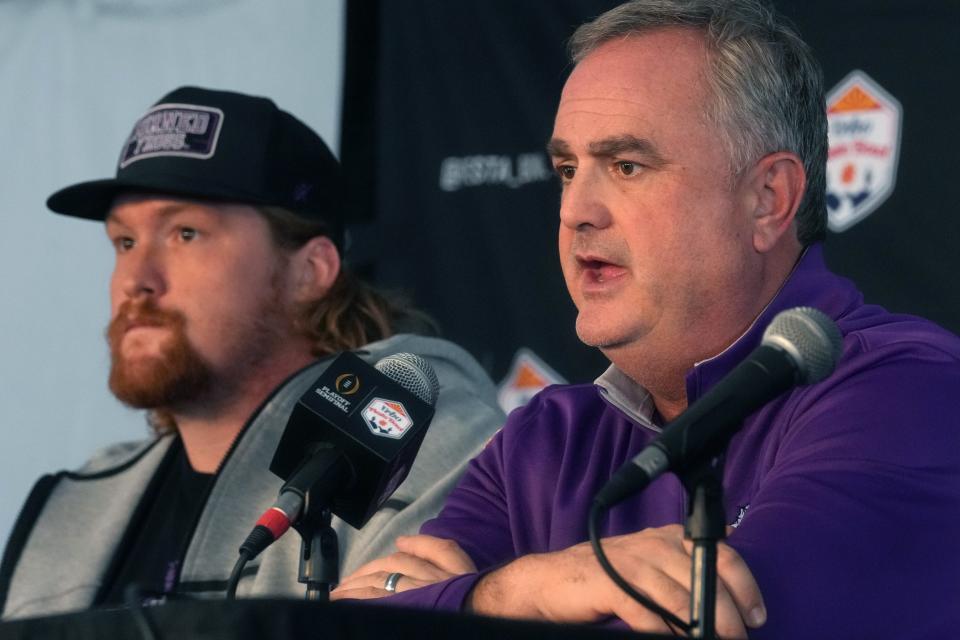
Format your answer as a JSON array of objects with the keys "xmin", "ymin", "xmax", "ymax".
[{"xmin": 107, "ymin": 300, "xmax": 212, "ymax": 409}]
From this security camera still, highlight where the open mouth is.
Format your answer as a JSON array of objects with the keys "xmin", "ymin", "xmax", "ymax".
[{"xmin": 578, "ymin": 256, "xmax": 628, "ymax": 284}]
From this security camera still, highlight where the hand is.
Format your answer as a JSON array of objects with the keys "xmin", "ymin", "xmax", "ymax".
[
  {"xmin": 331, "ymin": 534, "xmax": 477, "ymax": 601},
  {"xmin": 468, "ymin": 524, "xmax": 765, "ymax": 638}
]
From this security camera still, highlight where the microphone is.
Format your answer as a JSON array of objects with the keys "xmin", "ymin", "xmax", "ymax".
[
  {"xmin": 594, "ymin": 306, "xmax": 842, "ymax": 509},
  {"xmin": 239, "ymin": 352, "xmax": 440, "ymax": 560}
]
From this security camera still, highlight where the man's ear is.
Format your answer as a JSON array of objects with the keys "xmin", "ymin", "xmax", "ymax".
[
  {"xmin": 745, "ymin": 151, "xmax": 806, "ymax": 253},
  {"xmin": 291, "ymin": 235, "xmax": 341, "ymax": 302}
]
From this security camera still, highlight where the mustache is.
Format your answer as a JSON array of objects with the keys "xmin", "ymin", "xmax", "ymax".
[
  {"xmin": 107, "ymin": 300, "xmax": 185, "ymax": 345},
  {"xmin": 568, "ymin": 232, "xmax": 631, "ymax": 267}
]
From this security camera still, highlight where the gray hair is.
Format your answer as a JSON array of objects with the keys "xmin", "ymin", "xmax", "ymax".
[{"xmin": 570, "ymin": 0, "xmax": 827, "ymax": 245}]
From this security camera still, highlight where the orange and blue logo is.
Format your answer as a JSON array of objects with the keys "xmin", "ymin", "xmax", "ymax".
[
  {"xmin": 825, "ymin": 70, "xmax": 902, "ymax": 232},
  {"xmin": 497, "ymin": 348, "xmax": 566, "ymax": 413},
  {"xmin": 363, "ymin": 398, "xmax": 413, "ymax": 439}
]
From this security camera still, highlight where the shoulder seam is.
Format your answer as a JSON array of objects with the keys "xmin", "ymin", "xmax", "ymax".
[{"xmin": 64, "ymin": 437, "xmax": 168, "ymax": 481}]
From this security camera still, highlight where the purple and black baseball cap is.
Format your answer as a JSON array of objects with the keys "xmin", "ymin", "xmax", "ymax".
[{"xmin": 46, "ymin": 86, "xmax": 345, "ymax": 248}]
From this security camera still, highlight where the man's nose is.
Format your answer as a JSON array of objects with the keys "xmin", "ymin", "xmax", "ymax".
[
  {"xmin": 117, "ymin": 245, "xmax": 166, "ymax": 300},
  {"xmin": 559, "ymin": 169, "xmax": 613, "ymax": 231}
]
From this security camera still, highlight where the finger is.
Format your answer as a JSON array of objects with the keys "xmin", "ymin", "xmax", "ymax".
[
  {"xmin": 625, "ymin": 527, "xmax": 694, "ymax": 589},
  {"xmin": 674, "ymin": 539, "xmax": 759, "ymax": 636},
  {"xmin": 330, "ymin": 586, "xmax": 386, "ymax": 601},
  {"xmin": 614, "ymin": 572, "xmax": 748, "ymax": 639},
  {"xmin": 710, "ymin": 575, "xmax": 750, "ymax": 639},
  {"xmin": 396, "ymin": 534, "xmax": 477, "ymax": 574},
  {"xmin": 716, "ymin": 543, "xmax": 766, "ymax": 630},
  {"xmin": 333, "ymin": 570, "xmax": 432, "ymax": 595},
  {"xmin": 330, "ymin": 584, "xmax": 413, "ymax": 601},
  {"xmin": 342, "ymin": 552, "xmax": 404, "ymax": 582},
  {"xmin": 608, "ymin": 527, "xmax": 746, "ymax": 637},
  {"xmin": 611, "ymin": 566, "xmax": 691, "ymax": 635},
  {"xmin": 335, "ymin": 570, "xmax": 394, "ymax": 592},
  {"xmin": 341, "ymin": 551, "xmax": 452, "ymax": 584},
  {"xmin": 344, "ymin": 549, "xmax": 442, "ymax": 580}
]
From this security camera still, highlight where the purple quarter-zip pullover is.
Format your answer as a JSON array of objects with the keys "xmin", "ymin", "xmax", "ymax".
[{"xmin": 385, "ymin": 244, "xmax": 960, "ymax": 638}]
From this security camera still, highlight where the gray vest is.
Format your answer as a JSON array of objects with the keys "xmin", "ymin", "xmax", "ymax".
[{"xmin": 1, "ymin": 334, "xmax": 504, "ymax": 619}]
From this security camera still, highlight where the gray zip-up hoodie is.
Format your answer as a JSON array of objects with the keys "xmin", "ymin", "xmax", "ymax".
[{"xmin": 0, "ymin": 334, "xmax": 504, "ymax": 619}]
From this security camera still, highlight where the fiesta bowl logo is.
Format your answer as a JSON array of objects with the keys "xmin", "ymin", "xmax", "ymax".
[
  {"xmin": 825, "ymin": 70, "xmax": 902, "ymax": 232},
  {"xmin": 497, "ymin": 348, "xmax": 566, "ymax": 413},
  {"xmin": 362, "ymin": 398, "xmax": 413, "ymax": 440}
]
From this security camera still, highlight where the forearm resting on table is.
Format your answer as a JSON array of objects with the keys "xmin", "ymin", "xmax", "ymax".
[{"xmin": 465, "ymin": 554, "xmax": 545, "ymax": 618}]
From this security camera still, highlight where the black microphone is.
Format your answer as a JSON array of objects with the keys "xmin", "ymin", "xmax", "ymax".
[
  {"xmin": 239, "ymin": 352, "xmax": 439, "ymax": 560},
  {"xmin": 594, "ymin": 306, "xmax": 842, "ymax": 509}
]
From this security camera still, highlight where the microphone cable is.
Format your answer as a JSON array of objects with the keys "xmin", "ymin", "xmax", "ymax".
[
  {"xmin": 225, "ymin": 549, "xmax": 252, "ymax": 600},
  {"xmin": 123, "ymin": 583, "xmax": 162, "ymax": 640},
  {"xmin": 588, "ymin": 500, "xmax": 692, "ymax": 635},
  {"xmin": 587, "ymin": 307, "xmax": 842, "ymax": 636}
]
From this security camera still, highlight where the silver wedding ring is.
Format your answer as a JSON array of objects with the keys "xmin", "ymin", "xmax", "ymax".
[{"xmin": 383, "ymin": 571, "xmax": 403, "ymax": 593}]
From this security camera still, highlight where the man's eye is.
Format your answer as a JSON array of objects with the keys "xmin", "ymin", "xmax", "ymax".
[
  {"xmin": 617, "ymin": 161, "xmax": 640, "ymax": 176},
  {"xmin": 178, "ymin": 227, "xmax": 198, "ymax": 241},
  {"xmin": 556, "ymin": 165, "xmax": 576, "ymax": 181},
  {"xmin": 114, "ymin": 237, "xmax": 135, "ymax": 252}
]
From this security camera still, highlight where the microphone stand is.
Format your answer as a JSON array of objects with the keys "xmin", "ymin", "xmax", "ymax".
[
  {"xmin": 680, "ymin": 458, "xmax": 727, "ymax": 640},
  {"xmin": 294, "ymin": 498, "xmax": 340, "ymax": 601}
]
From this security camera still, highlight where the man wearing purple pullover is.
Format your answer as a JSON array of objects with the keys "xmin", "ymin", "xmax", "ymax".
[{"xmin": 332, "ymin": 1, "xmax": 960, "ymax": 637}]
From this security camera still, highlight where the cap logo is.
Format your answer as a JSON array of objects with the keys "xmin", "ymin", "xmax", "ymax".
[
  {"xmin": 119, "ymin": 102, "xmax": 225, "ymax": 169},
  {"xmin": 293, "ymin": 182, "xmax": 314, "ymax": 203}
]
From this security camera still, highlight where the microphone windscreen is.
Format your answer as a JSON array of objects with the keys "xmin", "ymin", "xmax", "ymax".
[
  {"xmin": 762, "ymin": 307, "xmax": 842, "ymax": 384},
  {"xmin": 375, "ymin": 353, "xmax": 440, "ymax": 406}
]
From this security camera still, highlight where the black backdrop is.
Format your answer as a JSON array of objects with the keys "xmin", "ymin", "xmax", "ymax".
[{"xmin": 340, "ymin": 1, "xmax": 960, "ymax": 393}]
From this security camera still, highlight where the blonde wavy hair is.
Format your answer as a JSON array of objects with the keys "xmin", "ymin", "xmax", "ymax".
[{"xmin": 259, "ymin": 205, "xmax": 427, "ymax": 357}]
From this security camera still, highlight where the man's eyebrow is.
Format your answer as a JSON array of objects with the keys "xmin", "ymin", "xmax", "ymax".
[
  {"xmin": 546, "ymin": 135, "xmax": 668, "ymax": 168},
  {"xmin": 589, "ymin": 135, "xmax": 667, "ymax": 166},
  {"xmin": 106, "ymin": 201, "xmax": 205, "ymax": 226},
  {"xmin": 546, "ymin": 137, "xmax": 572, "ymax": 158}
]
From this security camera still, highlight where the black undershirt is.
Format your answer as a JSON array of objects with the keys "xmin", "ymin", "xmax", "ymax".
[{"xmin": 99, "ymin": 440, "xmax": 214, "ymax": 606}]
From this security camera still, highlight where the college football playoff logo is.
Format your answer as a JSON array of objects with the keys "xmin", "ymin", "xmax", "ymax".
[{"xmin": 335, "ymin": 373, "xmax": 360, "ymax": 395}]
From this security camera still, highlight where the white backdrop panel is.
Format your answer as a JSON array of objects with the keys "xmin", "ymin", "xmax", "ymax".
[{"xmin": 0, "ymin": 0, "xmax": 344, "ymax": 543}]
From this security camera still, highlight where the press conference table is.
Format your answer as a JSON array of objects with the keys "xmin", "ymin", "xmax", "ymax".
[{"xmin": 0, "ymin": 598, "xmax": 671, "ymax": 640}]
